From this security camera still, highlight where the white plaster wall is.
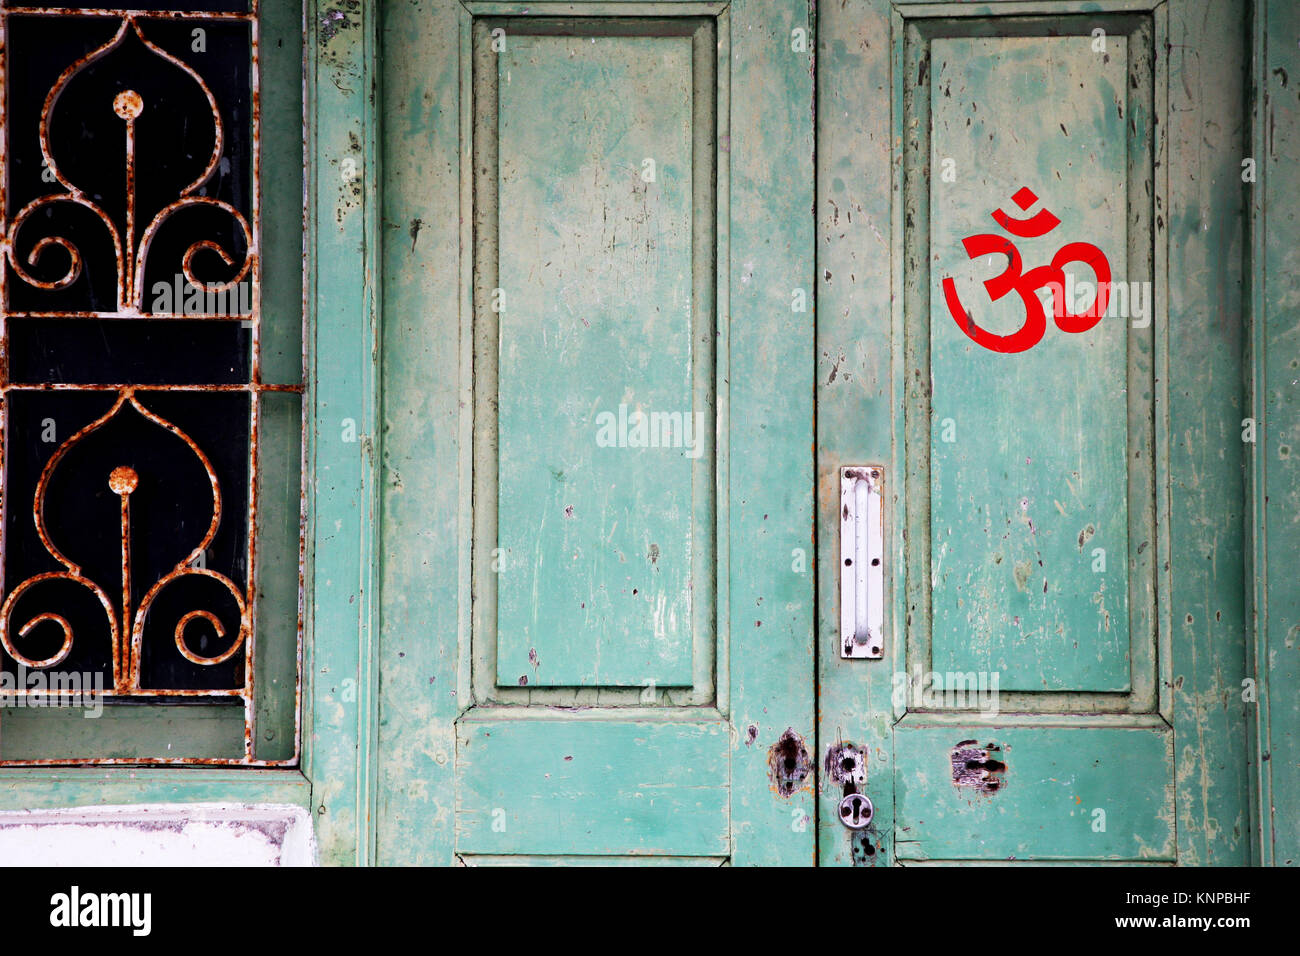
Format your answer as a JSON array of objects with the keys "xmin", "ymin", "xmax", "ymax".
[{"xmin": 0, "ymin": 804, "xmax": 316, "ymax": 866}]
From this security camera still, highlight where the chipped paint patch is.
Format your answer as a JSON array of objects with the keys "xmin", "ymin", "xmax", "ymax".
[
  {"xmin": 768, "ymin": 727, "xmax": 812, "ymax": 797},
  {"xmin": 824, "ymin": 741, "xmax": 867, "ymax": 791},
  {"xmin": 951, "ymin": 739, "xmax": 1007, "ymax": 794},
  {"xmin": 850, "ymin": 829, "xmax": 882, "ymax": 865},
  {"xmin": 1078, "ymin": 523, "xmax": 1096, "ymax": 550}
]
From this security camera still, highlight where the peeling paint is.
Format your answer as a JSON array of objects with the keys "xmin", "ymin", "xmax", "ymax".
[
  {"xmin": 768, "ymin": 728, "xmax": 812, "ymax": 797},
  {"xmin": 824, "ymin": 741, "xmax": 867, "ymax": 792},
  {"xmin": 951, "ymin": 740, "xmax": 1007, "ymax": 794}
]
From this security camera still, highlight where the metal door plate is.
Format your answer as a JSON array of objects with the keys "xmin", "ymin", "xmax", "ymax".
[{"xmin": 840, "ymin": 466, "xmax": 884, "ymax": 659}]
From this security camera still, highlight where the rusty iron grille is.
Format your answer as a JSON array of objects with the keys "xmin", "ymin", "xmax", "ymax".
[{"xmin": 0, "ymin": 0, "xmax": 303, "ymax": 765}]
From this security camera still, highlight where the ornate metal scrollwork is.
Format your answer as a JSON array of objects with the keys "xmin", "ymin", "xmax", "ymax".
[
  {"xmin": 0, "ymin": 3, "xmax": 287, "ymax": 760},
  {"xmin": 7, "ymin": 14, "xmax": 255, "ymax": 316},
  {"xmin": 1, "ymin": 389, "xmax": 250, "ymax": 694}
]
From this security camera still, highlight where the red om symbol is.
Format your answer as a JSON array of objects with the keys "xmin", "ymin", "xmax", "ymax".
[{"xmin": 941, "ymin": 186, "xmax": 1111, "ymax": 354}]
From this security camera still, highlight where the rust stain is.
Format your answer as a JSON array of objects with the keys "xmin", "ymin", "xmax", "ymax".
[
  {"xmin": 15, "ymin": 15, "xmax": 256, "ymax": 317},
  {"xmin": 951, "ymin": 739, "xmax": 1007, "ymax": 794},
  {"xmin": 825, "ymin": 740, "xmax": 882, "ymax": 864},
  {"xmin": 768, "ymin": 727, "xmax": 812, "ymax": 797}
]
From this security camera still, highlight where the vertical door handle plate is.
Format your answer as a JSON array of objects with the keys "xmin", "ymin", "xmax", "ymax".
[{"xmin": 840, "ymin": 466, "xmax": 884, "ymax": 659}]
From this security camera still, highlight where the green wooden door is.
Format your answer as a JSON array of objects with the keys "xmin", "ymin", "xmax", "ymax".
[
  {"xmin": 376, "ymin": 0, "xmax": 815, "ymax": 865},
  {"xmin": 371, "ymin": 0, "xmax": 1255, "ymax": 866},
  {"xmin": 817, "ymin": 0, "xmax": 1253, "ymax": 864}
]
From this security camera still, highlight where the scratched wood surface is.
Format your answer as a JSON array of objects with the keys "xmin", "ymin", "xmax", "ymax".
[
  {"xmin": 375, "ymin": 0, "xmax": 815, "ymax": 865},
  {"xmin": 927, "ymin": 32, "xmax": 1135, "ymax": 693},
  {"xmin": 819, "ymin": 0, "xmax": 1252, "ymax": 866},
  {"xmin": 1254, "ymin": 0, "xmax": 1300, "ymax": 869},
  {"xmin": 1164, "ymin": 0, "xmax": 1251, "ymax": 865},
  {"xmin": 493, "ymin": 28, "xmax": 700, "ymax": 688}
]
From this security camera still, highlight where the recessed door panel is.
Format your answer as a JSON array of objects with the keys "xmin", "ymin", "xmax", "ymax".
[
  {"xmin": 928, "ymin": 33, "xmax": 1137, "ymax": 693},
  {"xmin": 494, "ymin": 27, "xmax": 705, "ymax": 688}
]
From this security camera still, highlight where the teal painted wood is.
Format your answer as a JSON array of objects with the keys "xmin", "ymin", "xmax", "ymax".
[
  {"xmin": 252, "ymin": 391, "xmax": 304, "ymax": 763},
  {"xmin": 895, "ymin": 6, "xmax": 1170, "ymax": 865},
  {"xmin": 462, "ymin": 7, "xmax": 733, "ymax": 858},
  {"xmin": 898, "ymin": 10, "xmax": 1161, "ymax": 721},
  {"xmin": 467, "ymin": 11, "xmax": 719, "ymax": 712},
  {"xmin": 815, "ymin": 0, "xmax": 899, "ymax": 867},
  {"xmin": 1165, "ymin": 0, "xmax": 1251, "ymax": 866},
  {"xmin": 726, "ymin": 0, "xmax": 817, "ymax": 866},
  {"xmin": 1252, "ymin": 0, "xmax": 1300, "ymax": 868},
  {"xmin": 456, "ymin": 715, "xmax": 729, "ymax": 856},
  {"xmin": 0, "ymin": 769, "xmax": 311, "ymax": 813},
  {"xmin": 821, "ymin": 0, "xmax": 1252, "ymax": 867},
  {"xmin": 304, "ymin": 0, "xmax": 384, "ymax": 865},
  {"xmin": 927, "ymin": 33, "xmax": 1135, "ymax": 693},
  {"xmin": 376, "ymin": 0, "xmax": 814, "ymax": 865},
  {"xmin": 894, "ymin": 721, "xmax": 1175, "ymax": 861},
  {"xmin": 259, "ymin": 0, "xmax": 308, "ymax": 390},
  {"xmin": 373, "ymin": 0, "xmax": 463, "ymax": 868},
  {"xmin": 252, "ymin": 0, "xmax": 307, "ymax": 765},
  {"xmin": 494, "ymin": 28, "xmax": 701, "ymax": 689}
]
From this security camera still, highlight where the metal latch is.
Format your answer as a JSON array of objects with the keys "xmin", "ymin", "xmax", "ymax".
[{"xmin": 840, "ymin": 466, "xmax": 884, "ymax": 659}]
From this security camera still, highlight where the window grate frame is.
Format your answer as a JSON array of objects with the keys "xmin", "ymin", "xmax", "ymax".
[{"xmin": 0, "ymin": 0, "xmax": 304, "ymax": 766}]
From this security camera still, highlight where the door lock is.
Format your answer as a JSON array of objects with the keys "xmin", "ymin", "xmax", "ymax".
[{"xmin": 838, "ymin": 792, "xmax": 874, "ymax": 829}]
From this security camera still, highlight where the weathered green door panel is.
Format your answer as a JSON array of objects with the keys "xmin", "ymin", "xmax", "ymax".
[
  {"xmin": 373, "ymin": 0, "xmax": 464, "ymax": 868},
  {"xmin": 894, "ymin": 722, "xmax": 1175, "ymax": 861},
  {"xmin": 377, "ymin": 0, "xmax": 815, "ymax": 865},
  {"xmin": 893, "ymin": 7, "xmax": 1172, "ymax": 865},
  {"xmin": 1163, "ymin": 0, "xmax": 1252, "ymax": 865},
  {"xmin": 1252, "ymin": 0, "xmax": 1300, "ymax": 867},
  {"xmin": 817, "ymin": 0, "xmax": 1251, "ymax": 867},
  {"xmin": 470, "ymin": 6, "xmax": 723, "ymax": 858},
  {"xmin": 927, "ymin": 31, "xmax": 1140, "ymax": 693},
  {"xmin": 493, "ymin": 22, "xmax": 708, "ymax": 689},
  {"xmin": 456, "ymin": 716, "xmax": 729, "ymax": 856}
]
